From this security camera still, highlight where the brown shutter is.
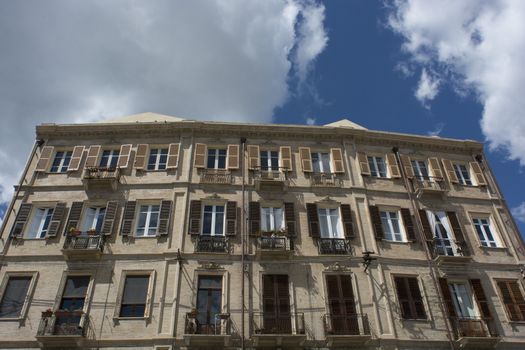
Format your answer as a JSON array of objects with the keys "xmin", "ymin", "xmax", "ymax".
[
  {"xmin": 10, "ymin": 203, "xmax": 33, "ymax": 237},
  {"xmin": 118, "ymin": 144, "xmax": 132, "ymax": 168},
  {"xmin": 280, "ymin": 146, "xmax": 293, "ymax": 171},
  {"xmin": 35, "ymin": 146, "xmax": 54, "ymax": 172},
  {"xmin": 470, "ymin": 279, "xmax": 492, "ymax": 318},
  {"xmin": 470, "ymin": 162, "xmax": 487, "ymax": 186},
  {"xmin": 401, "ymin": 208, "xmax": 416, "ymax": 242},
  {"xmin": 306, "ymin": 203, "xmax": 320, "ymax": 237},
  {"xmin": 394, "ymin": 276, "xmax": 426, "ymax": 320},
  {"xmin": 497, "ymin": 281, "xmax": 525, "ymax": 321},
  {"xmin": 101, "ymin": 201, "xmax": 119, "ymax": 236},
  {"xmin": 85, "ymin": 145, "xmax": 101, "ymax": 168},
  {"xmin": 357, "ymin": 152, "xmax": 371, "ymax": 175},
  {"xmin": 340, "ymin": 204, "xmax": 355, "ymax": 238},
  {"xmin": 446, "ymin": 211, "xmax": 465, "ymax": 243},
  {"xmin": 428, "ymin": 157, "xmax": 443, "ymax": 179},
  {"xmin": 438, "ymin": 278, "xmax": 456, "ymax": 317},
  {"xmin": 46, "ymin": 202, "xmax": 67, "ymax": 237},
  {"xmin": 394, "ymin": 276, "xmax": 412, "ymax": 319},
  {"xmin": 418, "ymin": 210, "xmax": 434, "ymax": 240},
  {"xmin": 284, "ymin": 202, "xmax": 296, "ymax": 236},
  {"xmin": 194, "ymin": 143, "xmax": 207, "ymax": 168},
  {"xmin": 188, "ymin": 200, "xmax": 201, "ymax": 235},
  {"xmin": 399, "ymin": 155, "xmax": 414, "ymax": 179},
  {"xmin": 441, "ymin": 159, "xmax": 459, "ymax": 183},
  {"xmin": 331, "ymin": 148, "xmax": 344, "ymax": 173},
  {"xmin": 408, "ymin": 277, "xmax": 427, "ymax": 319},
  {"xmin": 225, "ymin": 201, "xmax": 237, "ymax": 236},
  {"xmin": 249, "ymin": 202, "xmax": 261, "ymax": 236},
  {"xmin": 157, "ymin": 200, "xmax": 173, "ymax": 236},
  {"xmin": 386, "ymin": 153, "xmax": 401, "ymax": 178},
  {"xmin": 64, "ymin": 201, "xmax": 84, "ymax": 235},
  {"xmin": 227, "ymin": 144, "xmax": 239, "ymax": 170},
  {"xmin": 67, "ymin": 146, "xmax": 85, "ymax": 172},
  {"xmin": 120, "ymin": 201, "xmax": 136, "ymax": 236},
  {"xmin": 134, "ymin": 144, "xmax": 149, "ymax": 169},
  {"xmin": 369, "ymin": 205, "xmax": 384, "ymax": 239},
  {"xmin": 247, "ymin": 145, "xmax": 260, "ymax": 170},
  {"xmin": 299, "ymin": 147, "xmax": 312, "ymax": 172},
  {"xmin": 167, "ymin": 143, "xmax": 181, "ymax": 169}
]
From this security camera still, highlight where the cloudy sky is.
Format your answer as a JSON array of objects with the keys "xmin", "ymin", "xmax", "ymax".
[{"xmin": 0, "ymin": 0, "xmax": 524, "ymax": 234}]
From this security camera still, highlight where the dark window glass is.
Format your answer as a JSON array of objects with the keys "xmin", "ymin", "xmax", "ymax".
[
  {"xmin": 196, "ymin": 276, "xmax": 222, "ymax": 331},
  {"xmin": 59, "ymin": 276, "xmax": 90, "ymax": 312},
  {"xmin": 0, "ymin": 276, "xmax": 32, "ymax": 318},
  {"xmin": 120, "ymin": 275, "xmax": 149, "ymax": 317}
]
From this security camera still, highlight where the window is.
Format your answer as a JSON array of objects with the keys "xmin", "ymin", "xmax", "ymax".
[
  {"xmin": 312, "ymin": 152, "xmax": 331, "ymax": 173},
  {"xmin": 59, "ymin": 276, "xmax": 90, "ymax": 312},
  {"xmin": 202, "ymin": 205, "xmax": 224, "ymax": 236},
  {"xmin": 260, "ymin": 150, "xmax": 279, "ymax": 171},
  {"xmin": 411, "ymin": 160, "xmax": 429, "ymax": 180},
  {"xmin": 319, "ymin": 208, "xmax": 343, "ymax": 238},
  {"xmin": 50, "ymin": 151, "xmax": 72, "ymax": 173},
  {"xmin": 99, "ymin": 149, "xmax": 119, "ymax": 168},
  {"xmin": 136, "ymin": 204, "xmax": 160, "ymax": 236},
  {"xmin": 207, "ymin": 149, "xmax": 226, "ymax": 169},
  {"xmin": 367, "ymin": 156, "xmax": 387, "ymax": 178},
  {"xmin": 196, "ymin": 276, "xmax": 223, "ymax": 334},
  {"xmin": 380, "ymin": 211, "xmax": 405, "ymax": 242},
  {"xmin": 0, "ymin": 276, "xmax": 32, "ymax": 318},
  {"xmin": 394, "ymin": 276, "xmax": 426, "ymax": 320},
  {"xmin": 473, "ymin": 217, "xmax": 499, "ymax": 247},
  {"xmin": 449, "ymin": 283, "xmax": 477, "ymax": 318},
  {"xmin": 119, "ymin": 275, "xmax": 150, "ymax": 318},
  {"xmin": 427, "ymin": 211, "xmax": 456, "ymax": 256},
  {"xmin": 453, "ymin": 164, "xmax": 473, "ymax": 186},
  {"xmin": 497, "ymin": 280, "xmax": 525, "ymax": 321},
  {"xmin": 325, "ymin": 275, "xmax": 359, "ymax": 333},
  {"xmin": 26, "ymin": 207, "xmax": 54, "ymax": 239},
  {"xmin": 147, "ymin": 148, "xmax": 168, "ymax": 170},
  {"xmin": 80, "ymin": 207, "xmax": 106, "ymax": 234},
  {"xmin": 261, "ymin": 207, "xmax": 284, "ymax": 232}
]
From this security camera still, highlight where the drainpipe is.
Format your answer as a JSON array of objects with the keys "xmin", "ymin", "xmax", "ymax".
[{"xmin": 240, "ymin": 137, "xmax": 247, "ymax": 350}]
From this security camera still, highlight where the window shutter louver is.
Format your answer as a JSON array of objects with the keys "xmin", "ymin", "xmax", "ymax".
[
  {"xmin": 117, "ymin": 144, "xmax": 132, "ymax": 168},
  {"xmin": 194, "ymin": 143, "xmax": 207, "ymax": 168},
  {"xmin": 299, "ymin": 147, "xmax": 313, "ymax": 172},
  {"xmin": 134, "ymin": 144, "xmax": 149, "ymax": 170},
  {"xmin": 438, "ymin": 278, "xmax": 456, "ymax": 317},
  {"xmin": 227, "ymin": 144, "xmax": 239, "ymax": 170},
  {"xmin": 408, "ymin": 278, "xmax": 427, "ymax": 319},
  {"xmin": 167, "ymin": 143, "xmax": 181, "ymax": 169},
  {"xmin": 188, "ymin": 200, "xmax": 201, "ymax": 235},
  {"xmin": 35, "ymin": 146, "xmax": 54, "ymax": 172},
  {"xmin": 418, "ymin": 210, "xmax": 434, "ymax": 240},
  {"xmin": 85, "ymin": 145, "xmax": 101, "ymax": 168},
  {"xmin": 497, "ymin": 281, "xmax": 525, "ymax": 321},
  {"xmin": 399, "ymin": 155, "xmax": 414, "ymax": 178},
  {"xmin": 340, "ymin": 204, "xmax": 355, "ymax": 238},
  {"xmin": 120, "ymin": 201, "xmax": 136, "ymax": 236},
  {"xmin": 446, "ymin": 211, "xmax": 465, "ymax": 243},
  {"xmin": 470, "ymin": 279, "xmax": 492, "ymax": 318},
  {"xmin": 401, "ymin": 208, "xmax": 416, "ymax": 242},
  {"xmin": 394, "ymin": 277, "xmax": 412, "ymax": 319},
  {"xmin": 157, "ymin": 200, "xmax": 173, "ymax": 236},
  {"xmin": 470, "ymin": 162, "xmax": 487, "ymax": 186},
  {"xmin": 441, "ymin": 159, "xmax": 459, "ymax": 183},
  {"xmin": 247, "ymin": 145, "xmax": 260, "ymax": 170},
  {"xmin": 428, "ymin": 157, "xmax": 443, "ymax": 179},
  {"xmin": 306, "ymin": 203, "xmax": 320, "ymax": 237},
  {"xmin": 64, "ymin": 201, "xmax": 84, "ymax": 235},
  {"xmin": 357, "ymin": 152, "xmax": 371, "ymax": 176},
  {"xmin": 280, "ymin": 146, "xmax": 293, "ymax": 171},
  {"xmin": 226, "ymin": 201, "xmax": 237, "ymax": 236},
  {"xmin": 395, "ymin": 276, "xmax": 426, "ymax": 319},
  {"xmin": 369, "ymin": 205, "xmax": 384, "ymax": 239},
  {"xmin": 249, "ymin": 202, "xmax": 261, "ymax": 236},
  {"xmin": 67, "ymin": 146, "xmax": 85, "ymax": 172},
  {"xmin": 386, "ymin": 153, "xmax": 401, "ymax": 178},
  {"xmin": 101, "ymin": 201, "xmax": 119, "ymax": 236},
  {"xmin": 284, "ymin": 202, "xmax": 296, "ymax": 236},
  {"xmin": 46, "ymin": 202, "xmax": 67, "ymax": 237},
  {"xmin": 10, "ymin": 203, "xmax": 33, "ymax": 237},
  {"xmin": 331, "ymin": 148, "xmax": 345, "ymax": 173}
]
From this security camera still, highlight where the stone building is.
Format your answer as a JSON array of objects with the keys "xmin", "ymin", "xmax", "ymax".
[{"xmin": 0, "ymin": 112, "xmax": 523, "ymax": 349}]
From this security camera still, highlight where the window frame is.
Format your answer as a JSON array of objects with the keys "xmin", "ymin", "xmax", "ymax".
[
  {"xmin": 453, "ymin": 163, "xmax": 474, "ymax": 186},
  {"xmin": 25, "ymin": 205, "xmax": 55, "ymax": 239},
  {"xmin": 311, "ymin": 151, "xmax": 332, "ymax": 174},
  {"xmin": 379, "ymin": 209, "xmax": 406, "ymax": 242},
  {"xmin": 411, "ymin": 159, "xmax": 430, "ymax": 180},
  {"xmin": 322, "ymin": 271, "xmax": 363, "ymax": 324},
  {"xmin": 260, "ymin": 206, "xmax": 285, "ymax": 233},
  {"xmin": 367, "ymin": 156, "xmax": 388, "ymax": 178},
  {"xmin": 495, "ymin": 279, "xmax": 525, "ymax": 322},
  {"xmin": 114, "ymin": 270, "xmax": 156, "ymax": 320},
  {"xmin": 447, "ymin": 280, "xmax": 479, "ymax": 318},
  {"xmin": 53, "ymin": 271, "xmax": 95, "ymax": 329},
  {"xmin": 471, "ymin": 215, "xmax": 501, "ymax": 248},
  {"xmin": 206, "ymin": 148, "xmax": 227, "ymax": 170},
  {"xmin": 147, "ymin": 147, "xmax": 169, "ymax": 171},
  {"xmin": 392, "ymin": 274, "xmax": 428, "ymax": 321},
  {"xmin": 318, "ymin": 206, "xmax": 344, "ymax": 239},
  {"xmin": 49, "ymin": 150, "xmax": 73, "ymax": 173},
  {"xmin": 80, "ymin": 205, "xmax": 107, "ymax": 234},
  {"xmin": 201, "ymin": 203, "xmax": 226, "ymax": 236},
  {"xmin": 0, "ymin": 271, "xmax": 38, "ymax": 321},
  {"xmin": 192, "ymin": 270, "xmax": 229, "ymax": 323},
  {"xmin": 134, "ymin": 202, "xmax": 161, "ymax": 237},
  {"xmin": 259, "ymin": 149, "xmax": 280, "ymax": 171}
]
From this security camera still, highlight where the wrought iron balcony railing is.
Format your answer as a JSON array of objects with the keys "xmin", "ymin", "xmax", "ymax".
[
  {"xmin": 84, "ymin": 166, "xmax": 120, "ymax": 180},
  {"xmin": 37, "ymin": 311, "xmax": 88, "ymax": 337},
  {"xmin": 450, "ymin": 316, "xmax": 498, "ymax": 338},
  {"xmin": 252, "ymin": 312, "xmax": 305, "ymax": 335},
  {"xmin": 199, "ymin": 169, "xmax": 232, "ymax": 184},
  {"xmin": 323, "ymin": 314, "xmax": 370, "ymax": 336},
  {"xmin": 318, "ymin": 238, "xmax": 351, "ymax": 255},
  {"xmin": 257, "ymin": 236, "xmax": 288, "ymax": 251},
  {"xmin": 195, "ymin": 235, "xmax": 228, "ymax": 253},
  {"xmin": 252, "ymin": 167, "xmax": 288, "ymax": 181},
  {"xmin": 309, "ymin": 173, "xmax": 343, "ymax": 187},
  {"xmin": 412, "ymin": 175, "xmax": 449, "ymax": 193},
  {"xmin": 429, "ymin": 238, "xmax": 470, "ymax": 258},
  {"xmin": 184, "ymin": 312, "xmax": 231, "ymax": 335},
  {"xmin": 63, "ymin": 235, "xmax": 104, "ymax": 251}
]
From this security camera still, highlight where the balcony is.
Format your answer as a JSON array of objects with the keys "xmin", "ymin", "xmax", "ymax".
[
  {"xmin": 318, "ymin": 238, "xmax": 351, "ymax": 255},
  {"xmin": 310, "ymin": 173, "xmax": 343, "ymax": 188},
  {"xmin": 323, "ymin": 314, "xmax": 371, "ymax": 347},
  {"xmin": 251, "ymin": 312, "xmax": 306, "ymax": 348},
  {"xmin": 429, "ymin": 239, "xmax": 472, "ymax": 267},
  {"xmin": 36, "ymin": 311, "xmax": 89, "ymax": 347},
  {"xmin": 412, "ymin": 176, "xmax": 449, "ymax": 198},
  {"xmin": 194, "ymin": 236, "xmax": 229, "ymax": 254},
  {"xmin": 255, "ymin": 235, "xmax": 293, "ymax": 260},
  {"xmin": 199, "ymin": 169, "xmax": 232, "ymax": 185},
  {"xmin": 252, "ymin": 167, "xmax": 288, "ymax": 192},
  {"xmin": 82, "ymin": 166, "xmax": 120, "ymax": 191},
  {"xmin": 450, "ymin": 317, "xmax": 500, "ymax": 349},
  {"xmin": 184, "ymin": 312, "xmax": 231, "ymax": 347},
  {"xmin": 62, "ymin": 234, "xmax": 104, "ymax": 260}
]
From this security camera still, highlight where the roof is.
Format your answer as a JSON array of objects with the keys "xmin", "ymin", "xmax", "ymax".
[
  {"xmin": 100, "ymin": 112, "xmax": 186, "ymax": 124},
  {"xmin": 324, "ymin": 119, "xmax": 367, "ymax": 130}
]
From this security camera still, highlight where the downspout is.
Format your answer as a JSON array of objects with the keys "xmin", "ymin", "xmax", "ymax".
[{"xmin": 240, "ymin": 137, "xmax": 247, "ymax": 350}]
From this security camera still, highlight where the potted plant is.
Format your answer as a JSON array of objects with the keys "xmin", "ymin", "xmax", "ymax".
[
  {"xmin": 42, "ymin": 308, "xmax": 53, "ymax": 317},
  {"xmin": 87, "ymin": 228, "xmax": 98, "ymax": 235},
  {"xmin": 68, "ymin": 227, "xmax": 81, "ymax": 236}
]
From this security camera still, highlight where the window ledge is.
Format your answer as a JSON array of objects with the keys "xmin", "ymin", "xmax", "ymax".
[
  {"xmin": 400, "ymin": 318, "xmax": 430, "ymax": 323},
  {"xmin": 479, "ymin": 245, "xmax": 507, "ymax": 250},
  {"xmin": 113, "ymin": 316, "xmax": 150, "ymax": 321},
  {"xmin": 382, "ymin": 240, "xmax": 410, "ymax": 245},
  {"xmin": 132, "ymin": 235, "xmax": 158, "ymax": 239},
  {"xmin": 0, "ymin": 317, "xmax": 24, "ymax": 322}
]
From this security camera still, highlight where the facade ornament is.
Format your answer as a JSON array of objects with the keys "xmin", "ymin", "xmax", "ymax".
[
  {"xmin": 325, "ymin": 262, "xmax": 351, "ymax": 272},
  {"xmin": 199, "ymin": 262, "xmax": 222, "ymax": 270}
]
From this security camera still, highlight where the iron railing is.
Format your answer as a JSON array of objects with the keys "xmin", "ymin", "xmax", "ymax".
[
  {"xmin": 84, "ymin": 166, "xmax": 120, "ymax": 180},
  {"xmin": 450, "ymin": 316, "xmax": 498, "ymax": 338},
  {"xmin": 252, "ymin": 167, "xmax": 289, "ymax": 182},
  {"xmin": 318, "ymin": 238, "xmax": 351, "ymax": 255},
  {"xmin": 257, "ymin": 236, "xmax": 289, "ymax": 251},
  {"xmin": 429, "ymin": 238, "xmax": 469, "ymax": 258},
  {"xmin": 252, "ymin": 312, "xmax": 305, "ymax": 335},
  {"xmin": 63, "ymin": 235, "xmax": 104, "ymax": 251},
  {"xmin": 310, "ymin": 173, "xmax": 343, "ymax": 187},
  {"xmin": 412, "ymin": 176, "xmax": 448, "ymax": 192},
  {"xmin": 199, "ymin": 169, "xmax": 232, "ymax": 184},
  {"xmin": 184, "ymin": 312, "xmax": 230, "ymax": 335},
  {"xmin": 323, "ymin": 314, "xmax": 370, "ymax": 336},
  {"xmin": 195, "ymin": 236, "xmax": 228, "ymax": 253},
  {"xmin": 37, "ymin": 311, "xmax": 88, "ymax": 337}
]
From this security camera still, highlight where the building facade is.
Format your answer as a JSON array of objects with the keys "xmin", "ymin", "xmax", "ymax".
[{"xmin": 0, "ymin": 112, "xmax": 524, "ymax": 349}]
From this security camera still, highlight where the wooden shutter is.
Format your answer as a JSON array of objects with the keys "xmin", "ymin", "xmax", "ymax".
[
  {"xmin": 446, "ymin": 211, "xmax": 465, "ymax": 243},
  {"xmin": 306, "ymin": 203, "xmax": 320, "ymax": 237},
  {"xmin": 399, "ymin": 155, "xmax": 414, "ymax": 178},
  {"xmin": 386, "ymin": 153, "xmax": 401, "ymax": 178},
  {"xmin": 369, "ymin": 205, "xmax": 384, "ymax": 239},
  {"xmin": 101, "ymin": 201, "xmax": 119, "ymax": 236},
  {"xmin": 226, "ymin": 201, "xmax": 237, "ymax": 236},
  {"xmin": 470, "ymin": 162, "xmax": 487, "ymax": 186},
  {"xmin": 120, "ymin": 201, "xmax": 136, "ymax": 236},
  {"xmin": 64, "ymin": 201, "xmax": 84, "ymax": 235},
  {"xmin": 144, "ymin": 272, "xmax": 156, "ymax": 318},
  {"xmin": 441, "ymin": 159, "xmax": 459, "ymax": 183},
  {"xmin": 134, "ymin": 144, "xmax": 149, "ymax": 169},
  {"xmin": 470, "ymin": 279, "xmax": 492, "ymax": 318},
  {"xmin": 194, "ymin": 143, "xmax": 207, "ymax": 168},
  {"xmin": 262, "ymin": 275, "xmax": 291, "ymax": 333},
  {"xmin": 157, "ymin": 200, "xmax": 173, "ymax": 236},
  {"xmin": 35, "ymin": 146, "xmax": 54, "ymax": 172},
  {"xmin": 280, "ymin": 146, "xmax": 293, "ymax": 171},
  {"xmin": 10, "ymin": 203, "xmax": 33, "ymax": 237},
  {"xmin": 118, "ymin": 144, "xmax": 132, "ymax": 168},
  {"xmin": 394, "ymin": 276, "xmax": 426, "ymax": 319},
  {"xmin": 326, "ymin": 275, "xmax": 358, "ymax": 333},
  {"xmin": 331, "ymin": 148, "xmax": 345, "ymax": 173},
  {"xmin": 428, "ymin": 157, "xmax": 443, "ymax": 179},
  {"xmin": 357, "ymin": 152, "xmax": 371, "ymax": 176},
  {"xmin": 299, "ymin": 147, "xmax": 313, "ymax": 172},
  {"xmin": 85, "ymin": 145, "xmax": 101, "ymax": 168},
  {"xmin": 227, "ymin": 144, "xmax": 239, "ymax": 170},
  {"xmin": 340, "ymin": 204, "xmax": 355, "ymax": 238},
  {"xmin": 438, "ymin": 278, "xmax": 457, "ymax": 317},
  {"xmin": 247, "ymin": 145, "xmax": 260, "ymax": 170},
  {"xmin": 167, "ymin": 143, "xmax": 181, "ymax": 169},
  {"xmin": 401, "ymin": 208, "xmax": 416, "ymax": 242},
  {"xmin": 67, "ymin": 146, "xmax": 85, "ymax": 172},
  {"xmin": 249, "ymin": 202, "xmax": 261, "ymax": 236},
  {"xmin": 188, "ymin": 200, "xmax": 202, "ymax": 235},
  {"xmin": 46, "ymin": 202, "xmax": 67, "ymax": 237},
  {"xmin": 418, "ymin": 210, "xmax": 434, "ymax": 240},
  {"xmin": 497, "ymin": 281, "xmax": 525, "ymax": 321},
  {"xmin": 284, "ymin": 202, "xmax": 296, "ymax": 236}
]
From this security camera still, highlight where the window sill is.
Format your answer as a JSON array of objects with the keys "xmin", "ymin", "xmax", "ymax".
[
  {"xmin": 382, "ymin": 240, "xmax": 409, "ymax": 245},
  {"xmin": 132, "ymin": 235, "xmax": 158, "ymax": 239},
  {"xmin": 0, "ymin": 317, "xmax": 24, "ymax": 322},
  {"xmin": 21, "ymin": 237, "xmax": 46, "ymax": 241},
  {"xmin": 113, "ymin": 316, "xmax": 150, "ymax": 321},
  {"xmin": 479, "ymin": 245, "xmax": 507, "ymax": 250},
  {"xmin": 401, "ymin": 318, "xmax": 430, "ymax": 323}
]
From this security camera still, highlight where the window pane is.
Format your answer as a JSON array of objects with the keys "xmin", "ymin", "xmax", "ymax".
[
  {"xmin": 147, "ymin": 149, "xmax": 158, "ymax": 170},
  {"xmin": 217, "ymin": 152, "xmax": 226, "ymax": 169},
  {"xmin": 81, "ymin": 207, "xmax": 97, "ymax": 232},
  {"xmin": 321, "ymin": 153, "xmax": 331, "ymax": 173},
  {"xmin": 203, "ymin": 211, "xmax": 212, "ymax": 235},
  {"xmin": 274, "ymin": 208, "xmax": 283, "ymax": 230},
  {"xmin": 312, "ymin": 153, "xmax": 321, "ymax": 173},
  {"xmin": 122, "ymin": 275, "xmax": 149, "ymax": 304},
  {"xmin": 63, "ymin": 276, "xmax": 90, "ymax": 297},
  {"xmin": 319, "ymin": 212, "xmax": 329, "ymax": 237},
  {"xmin": 40, "ymin": 209, "xmax": 54, "ymax": 238},
  {"xmin": 110, "ymin": 152, "xmax": 119, "ymax": 168},
  {"xmin": 207, "ymin": 149, "xmax": 216, "ymax": 168},
  {"xmin": 61, "ymin": 151, "xmax": 72, "ymax": 171},
  {"xmin": 100, "ymin": 150, "xmax": 111, "ymax": 167},
  {"xmin": 95, "ymin": 208, "xmax": 106, "ymax": 233},
  {"xmin": 199, "ymin": 276, "xmax": 222, "ymax": 289},
  {"xmin": 215, "ymin": 207, "xmax": 224, "ymax": 235},
  {"xmin": 0, "ymin": 276, "xmax": 31, "ymax": 318},
  {"xmin": 27, "ymin": 208, "xmax": 45, "ymax": 238}
]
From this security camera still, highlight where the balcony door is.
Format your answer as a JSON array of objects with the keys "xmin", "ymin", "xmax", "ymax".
[
  {"xmin": 428, "ymin": 211, "xmax": 456, "ymax": 256},
  {"xmin": 196, "ymin": 276, "xmax": 223, "ymax": 334},
  {"xmin": 326, "ymin": 275, "xmax": 359, "ymax": 334},
  {"xmin": 55, "ymin": 276, "xmax": 90, "ymax": 335},
  {"xmin": 449, "ymin": 282, "xmax": 485, "ymax": 337},
  {"xmin": 262, "ymin": 275, "xmax": 291, "ymax": 334}
]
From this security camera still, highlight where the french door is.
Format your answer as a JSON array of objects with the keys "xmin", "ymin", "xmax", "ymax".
[
  {"xmin": 262, "ymin": 275, "xmax": 291, "ymax": 334},
  {"xmin": 326, "ymin": 275, "xmax": 359, "ymax": 334}
]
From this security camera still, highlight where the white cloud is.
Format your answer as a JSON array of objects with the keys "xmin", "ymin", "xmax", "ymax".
[
  {"xmin": 415, "ymin": 68, "xmax": 440, "ymax": 108},
  {"xmin": 427, "ymin": 122, "xmax": 445, "ymax": 137},
  {"xmin": 512, "ymin": 202, "xmax": 525, "ymax": 223},
  {"xmin": 388, "ymin": 0, "xmax": 525, "ymax": 165},
  {"xmin": 306, "ymin": 117, "xmax": 316, "ymax": 125}
]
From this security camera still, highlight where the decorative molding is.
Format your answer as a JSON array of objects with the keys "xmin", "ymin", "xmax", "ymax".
[
  {"xmin": 325, "ymin": 262, "xmax": 351, "ymax": 272},
  {"xmin": 317, "ymin": 196, "xmax": 339, "ymax": 205},
  {"xmin": 199, "ymin": 262, "xmax": 222, "ymax": 270}
]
